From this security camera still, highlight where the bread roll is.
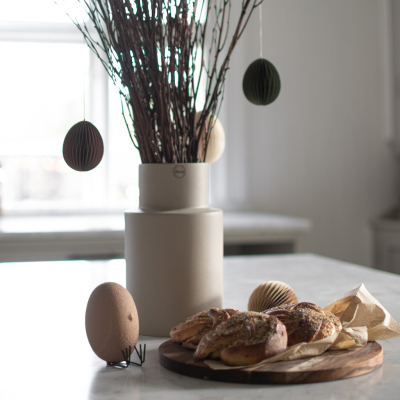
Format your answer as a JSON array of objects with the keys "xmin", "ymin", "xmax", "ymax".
[
  {"xmin": 263, "ymin": 302, "xmax": 341, "ymax": 346},
  {"xmin": 194, "ymin": 312, "xmax": 287, "ymax": 366},
  {"xmin": 170, "ymin": 308, "xmax": 239, "ymax": 346}
]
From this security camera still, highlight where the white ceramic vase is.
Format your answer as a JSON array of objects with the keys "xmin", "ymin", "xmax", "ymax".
[{"xmin": 125, "ymin": 163, "xmax": 223, "ymax": 337}]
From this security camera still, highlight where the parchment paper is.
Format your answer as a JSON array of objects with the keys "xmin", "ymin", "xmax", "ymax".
[{"xmin": 204, "ymin": 283, "xmax": 400, "ymax": 371}]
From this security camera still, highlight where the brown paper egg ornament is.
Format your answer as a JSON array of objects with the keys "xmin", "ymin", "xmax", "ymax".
[
  {"xmin": 85, "ymin": 282, "xmax": 139, "ymax": 363},
  {"xmin": 242, "ymin": 58, "xmax": 281, "ymax": 106},
  {"xmin": 247, "ymin": 281, "xmax": 298, "ymax": 312},
  {"xmin": 63, "ymin": 120, "xmax": 104, "ymax": 171}
]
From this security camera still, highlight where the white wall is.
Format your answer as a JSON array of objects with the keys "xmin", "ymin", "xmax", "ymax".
[{"xmin": 218, "ymin": 0, "xmax": 400, "ymax": 266}]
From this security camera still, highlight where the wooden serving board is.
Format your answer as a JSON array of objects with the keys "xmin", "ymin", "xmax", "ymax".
[{"xmin": 159, "ymin": 339, "xmax": 383, "ymax": 384}]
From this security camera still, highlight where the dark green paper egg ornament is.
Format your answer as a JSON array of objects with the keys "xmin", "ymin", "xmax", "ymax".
[
  {"xmin": 242, "ymin": 58, "xmax": 281, "ymax": 106},
  {"xmin": 63, "ymin": 121, "xmax": 104, "ymax": 172}
]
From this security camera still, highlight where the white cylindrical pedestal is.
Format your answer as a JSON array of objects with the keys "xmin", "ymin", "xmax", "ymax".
[{"xmin": 125, "ymin": 163, "xmax": 223, "ymax": 337}]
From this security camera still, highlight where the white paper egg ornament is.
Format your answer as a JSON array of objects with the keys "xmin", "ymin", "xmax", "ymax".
[
  {"xmin": 195, "ymin": 112, "xmax": 226, "ymax": 163},
  {"xmin": 248, "ymin": 281, "xmax": 298, "ymax": 312},
  {"xmin": 85, "ymin": 282, "xmax": 145, "ymax": 366}
]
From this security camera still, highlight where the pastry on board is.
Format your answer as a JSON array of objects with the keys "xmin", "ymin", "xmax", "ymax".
[
  {"xmin": 170, "ymin": 308, "xmax": 240, "ymax": 349},
  {"xmin": 193, "ymin": 311, "xmax": 287, "ymax": 366},
  {"xmin": 169, "ymin": 301, "xmax": 341, "ymax": 367},
  {"xmin": 263, "ymin": 302, "xmax": 342, "ymax": 346}
]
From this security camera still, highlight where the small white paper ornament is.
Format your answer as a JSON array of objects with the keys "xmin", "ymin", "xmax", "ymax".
[
  {"xmin": 195, "ymin": 112, "xmax": 226, "ymax": 163},
  {"xmin": 248, "ymin": 281, "xmax": 298, "ymax": 312}
]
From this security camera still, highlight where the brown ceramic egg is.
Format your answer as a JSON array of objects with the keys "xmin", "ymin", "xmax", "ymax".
[
  {"xmin": 248, "ymin": 281, "xmax": 298, "ymax": 312},
  {"xmin": 85, "ymin": 282, "xmax": 139, "ymax": 362}
]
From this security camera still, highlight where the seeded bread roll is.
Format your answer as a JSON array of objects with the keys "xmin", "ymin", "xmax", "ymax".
[
  {"xmin": 170, "ymin": 308, "xmax": 239, "ymax": 348},
  {"xmin": 263, "ymin": 302, "xmax": 342, "ymax": 346},
  {"xmin": 194, "ymin": 312, "xmax": 287, "ymax": 366}
]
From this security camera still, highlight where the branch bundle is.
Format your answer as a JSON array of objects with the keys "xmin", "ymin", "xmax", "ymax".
[{"xmin": 66, "ymin": 0, "xmax": 264, "ymax": 163}]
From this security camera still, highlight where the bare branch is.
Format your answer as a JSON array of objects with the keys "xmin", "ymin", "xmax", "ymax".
[{"xmin": 58, "ymin": 0, "xmax": 264, "ymax": 163}]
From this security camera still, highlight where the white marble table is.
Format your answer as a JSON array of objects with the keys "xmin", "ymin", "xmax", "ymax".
[
  {"xmin": 0, "ymin": 211, "xmax": 311, "ymax": 262},
  {"xmin": 1, "ymin": 253, "xmax": 399, "ymax": 399}
]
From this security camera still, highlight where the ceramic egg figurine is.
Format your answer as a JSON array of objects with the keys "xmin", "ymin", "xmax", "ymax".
[
  {"xmin": 195, "ymin": 112, "xmax": 225, "ymax": 163},
  {"xmin": 248, "ymin": 281, "xmax": 297, "ymax": 312},
  {"xmin": 85, "ymin": 282, "xmax": 139, "ymax": 362}
]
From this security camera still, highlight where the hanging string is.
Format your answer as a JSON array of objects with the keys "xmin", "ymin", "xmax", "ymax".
[
  {"xmin": 83, "ymin": 37, "xmax": 86, "ymax": 121},
  {"xmin": 259, "ymin": 4, "xmax": 263, "ymax": 59}
]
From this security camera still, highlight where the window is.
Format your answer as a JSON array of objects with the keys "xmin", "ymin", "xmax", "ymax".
[{"xmin": 0, "ymin": 1, "xmax": 140, "ymax": 214}]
